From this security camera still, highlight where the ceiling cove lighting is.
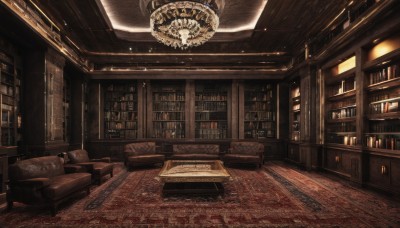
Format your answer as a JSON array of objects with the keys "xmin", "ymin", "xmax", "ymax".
[{"xmin": 140, "ymin": 0, "xmax": 225, "ymax": 49}]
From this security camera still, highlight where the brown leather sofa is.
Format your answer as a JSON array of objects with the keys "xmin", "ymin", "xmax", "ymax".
[
  {"xmin": 224, "ymin": 142, "xmax": 264, "ymax": 168},
  {"xmin": 171, "ymin": 144, "xmax": 220, "ymax": 160},
  {"xmin": 66, "ymin": 149, "xmax": 114, "ymax": 184},
  {"xmin": 7, "ymin": 156, "xmax": 92, "ymax": 216},
  {"xmin": 124, "ymin": 142, "xmax": 165, "ymax": 170}
]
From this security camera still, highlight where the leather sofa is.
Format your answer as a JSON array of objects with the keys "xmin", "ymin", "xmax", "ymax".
[
  {"xmin": 224, "ymin": 142, "xmax": 264, "ymax": 168},
  {"xmin": 124, "ymin": 142, "xmax": 165, "ymax": 169},
  {"xmin": 171, "ymin": 144, "xmax": 220, "ymax": 160},
  {"xmin": 66, "ymin": 149, "xmax": 114, "ymax": 184},
  {"xmin": 7, "ymin": 156, "xmax": 92, "ymax": 216}
]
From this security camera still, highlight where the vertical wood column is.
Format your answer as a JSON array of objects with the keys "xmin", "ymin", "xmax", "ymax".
[
  {"xmin": 87, "ymin": 81, "xmax": 102, "ymax": 140},
  {"xmin": 237, "ymin": 80, "xmax": 244, "ymax": 139},
  {"xmin": 70, "ymin": 73, "xmax": 84, "ymax": 148}
]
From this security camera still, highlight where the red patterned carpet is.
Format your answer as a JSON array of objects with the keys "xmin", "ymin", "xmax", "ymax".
[{"xmin": 1, "ymin": 161, "xmax": 400, "ymax": 227}]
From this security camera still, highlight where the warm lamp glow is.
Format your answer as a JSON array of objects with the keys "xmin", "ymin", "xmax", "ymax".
[
  {"xmin": 368, "ymin": 34, "xmax": 400, "ymax": 61},
  {"xmin": 337, "ymin": 56, "xmax": 356, "ymax": 74}
]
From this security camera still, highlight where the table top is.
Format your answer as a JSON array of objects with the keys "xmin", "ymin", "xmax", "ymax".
[{"xmin": 158, "ymin": 160, "xmax": 231, "ymax": 183}]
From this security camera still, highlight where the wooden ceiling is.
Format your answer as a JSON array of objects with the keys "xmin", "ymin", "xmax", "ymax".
[{"xmin": 25, "ymin": 0, "xmax": 358, "ymax": 71}]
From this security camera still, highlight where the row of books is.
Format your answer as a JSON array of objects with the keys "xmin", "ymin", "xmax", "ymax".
[
  {"xmin": 153, "ymin": 101, "xmax": 185, "ymax": 111},
  {"xmin": 105, "ymin": 129, "xmax": 138, "ymax": 139},
  {"xmin": 246, "ymin": 92, "xmax": 273, "ymax": 102},
  {"xmin": 105, "ymin": 121, "xmax": 137, "ymax": 130},
  {"xmin": 245, "ymin": 101, "xmax": 274, "ymax": 111},
  {"xmin": 1, "ymin": 95, "xmax": 14, "ymax": 105},
  {"xmin": 329, "ymin": 107, "xmax": 356, "ymax": 119},
  {"xmin": 1, "ymin": 74, "xmax": 14, "ymax": 85},
  {"xmin": 105, "ymin": 111, "xmax": 137, "ymax": 121},
  {"xmin": 153, "ymin": 92, "xmax": 185, "ymax": 101},
  {"xmin": 196, "ymin": 121, "xmax": 227, "ymax": 130},
  {"xmin": 245, "ymin": 84, "xmax": 273, "ymax": 92},
  {"xmin": 195, "ymin": 102, "xmax": 227, "ymax": 112},
  {"xmin": 368, "ymin": 63, "xmax": 399, "ymax": 85},
  {"xmin": 1, "ymin": 62, "xmax": 13, "ymax": 74},
  {"xmin": 327, "ymin": 122, "xmax": 356, "ymax": 132},
  {"xmin": 196, "ymin": 129, "xmax": 227, "ymax": 139},
  {"xmin": 244, "ymin": 112, "xmax": 275, "ymax": 121},
  {"xmin": 329, "ymin": 79, "xmax": 356, "ymax": 97},
  {"xmin": 329, "ymin": 99, "xmax": 356, "ymax": 110},
  {"xmin": 0, "ymin": 84, "xmax": 14, "ymax": 96},
  {"xmin": 195, "ymin": 92, "xmax": 227, "ymax": 101},
  {"xmin": 153, "ymin": 129, "xmax": 185, "ymax": 139},
  {"xmin": 106, "ymin": 84, "xmax": 136, "ymax": 92},
  {"xmin": 369, "ymin": 122, "xmax": 400, "ymax": 132},
  {"xmin": 369, "ymin": 101, "xmax": 399, "ymax": 114},
  {"xmin": 196, "ymin": 112, "xmax": 226, "ymax": 121},
  {"xmin": 153, "ymin": 122, "xmax": 184, "ymax": 131},
  {"xmin": 105, "ymin": 93, "xmax": 136, "ymax": 102},
  {"xmin": 245, "ymin": 121, "xmax": 274, "ymax": 130},
  {"xmin": 244, "ymin": 129, "xmax": 274, "ymax": 139},
  {"xmin": 366, "ymin": 136, "xmax": 400, "ymax": 150},
  {"xmin": 105, "ymin": 101, "xmax": 136, "ymax": 111},
  {"xmin": 153, "ymin": 112, "xmax": 184, "ymax": 121},
  {"xmin": 327, "ymin": 134, "xmax": 357, "ymax": 146}
]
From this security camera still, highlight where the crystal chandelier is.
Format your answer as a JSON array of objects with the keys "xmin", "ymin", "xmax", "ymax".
[{"xmin": 140, "ymin": 0, "xmax": 225, "ymax": 50}]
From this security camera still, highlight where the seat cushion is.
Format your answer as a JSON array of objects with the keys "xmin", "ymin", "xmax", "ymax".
[
  {"xmin": 127, "ymin": 154, "xmax": 164, "ymax": 165},
  {"xmin": 224, "ymin": 154, "xmax": 261, "ymax": 164},
  {"xmin": 43, "ymin": 173, "xmax": 91, "ymax": 200},
  {"xmin": 92, "ymin": 162, "xmax": 114, "ymax": 176}
]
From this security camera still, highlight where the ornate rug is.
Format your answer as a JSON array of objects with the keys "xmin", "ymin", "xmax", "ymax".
[{"xmin": 1, "ymin": 162, "xmax": 399, "ymax": 227}]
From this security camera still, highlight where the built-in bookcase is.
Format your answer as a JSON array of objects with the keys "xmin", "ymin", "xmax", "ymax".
[
  {"xmin": 290, "ymin": 80, "xmax": 300, "ymax": 141},
  {"xmin": 0, "ymin": 49, "xmax": 19, "ymax": 146},
  {"xmin": 104, "ymin": 82, "xmax": 138, "ymax": 139},
  {"xmin": 324, "ymin": 55, "xmax": 357, "ymax": 146},
  {"xmin": 195, "ymin": 82, "xmax": 228, "ymax": 139},
  {"xmin": 151, "ymin": 82, "xmax": 185, "ymax": 139},
  {"xmin": 364, "ymin": 52, "xmax": 400, "ymax": 151},
  {"xmin": 243, "ymin": 82, "xmax": 275, "ymax": 139}
]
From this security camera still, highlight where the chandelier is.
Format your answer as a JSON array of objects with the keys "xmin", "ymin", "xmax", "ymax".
[{"xmin": 140, "ymin": 0, "xmax": 225, "ymax": 50}]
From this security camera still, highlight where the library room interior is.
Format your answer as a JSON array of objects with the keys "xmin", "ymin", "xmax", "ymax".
[{"xmin": 0, "ymin": 0, "xmax": 400, "ymax": 227}]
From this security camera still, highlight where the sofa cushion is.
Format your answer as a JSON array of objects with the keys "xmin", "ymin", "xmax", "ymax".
[
  {"xmin": 9, "ymin": 156, "xmax": 65, "ymax": 181},
  {"xmin": 173, "ymin": 144, "xmax": 219, "ymax": 154},
  {"xmin": 124, "ymin": 142, "xmax": 156, "ymax": 156},
  {"xmin": 67, "ymin": 149, "xmax": 90, "ymax": 163},
  {"xmin": 231, "ymin": 142, "xmax": 264, "ymax": 155},
  {"xmin": 127, "ymin": 154, "xmax": 164, "ymax": 164},
  {"xmin": 43, "ymin": 173, "xmax": 91, "ymax": 200}
]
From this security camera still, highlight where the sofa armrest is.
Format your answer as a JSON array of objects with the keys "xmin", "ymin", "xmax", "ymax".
[
  {"xmin": 64, "ymin": 164, "xmax": 86, "ymax": 173},
  {"xmin": 11, "ymin": 178, "xmax": 51, "ymax": 190}
]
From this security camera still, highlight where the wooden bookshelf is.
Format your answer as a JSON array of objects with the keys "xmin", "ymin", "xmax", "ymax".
[
  {"xmin": 364, "ymin": 51, "xmax": 400, "ymax": 152},
  {"xmin": 104, "ymin": 82, "xmax": 138, "ymax": 139},
  {"xmin": 195, "ymin": 82, "xmax": 228, "ymax": 139},
  {"xmin": 324, "ymin": 56, "xmax": 357, "ymax": 146},
  {"xmin": 0, "ymin": 48, "xmax": 18, "ymax": 146},
  {"xmin": 243, "ymin": 82, "xmax": 276, "ymax": 139},
  {"xmin": 289, "ymin": 80, "xmax": 300, "ymax": 142},
  {"xmin": 151, "ymin": 81, "xmax": 185, "ymax": 139}
]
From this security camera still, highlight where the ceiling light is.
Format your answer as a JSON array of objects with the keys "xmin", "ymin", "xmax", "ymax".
[{"xmin": 140, "ymin": 0, "xmax": 225, "ymax": 50}]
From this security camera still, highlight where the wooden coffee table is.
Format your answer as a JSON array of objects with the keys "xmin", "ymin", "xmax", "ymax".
[{"xmin": 158, "ymin": 160, "xmax": 231, "ymax": 196}]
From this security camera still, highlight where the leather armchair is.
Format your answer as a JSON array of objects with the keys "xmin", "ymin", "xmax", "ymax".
[
  {"xmin": 224, "ymin": 142, "xmax": 264, "ymax": 168},
  {"xmin": 66, "ymin": 149, "xmax": 114, "ymax": 185},
  {"xmin": 124, "ymin": 142, "xmax": 165, "ymax": 170},
  {"xmin": 7, "ymin": 156, "xmax": 92, "ymax": 216}
]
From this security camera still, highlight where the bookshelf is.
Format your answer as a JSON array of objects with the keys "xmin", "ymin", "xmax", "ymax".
[
  {"xmin": 325, "ymin": 56, "xmax": 357, "ymax": 146},
  {"xmin": 0, "ymin": 49, "xmax": 16, "ymax": 146},
  {"xmin": 151, "ymin": 82, "xmax": 185, "ymax": 139},
  {"xmin": 364, "ymin": 50, "xmax": 400, "ymax": 152},
  {"xmin": 243, "ymin": 82, "xmax": 275, "ymax": 139},
  {"xmin": 290, "ymin": 81, "xmax": 300, "ymax": 142},
  {"xmin": 195, "ymin": 82, "xmax": 228, "ymax": 139},
  {"xmin": 104, "ymin": 82, "xmax": 138, "ymax": 139}
]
